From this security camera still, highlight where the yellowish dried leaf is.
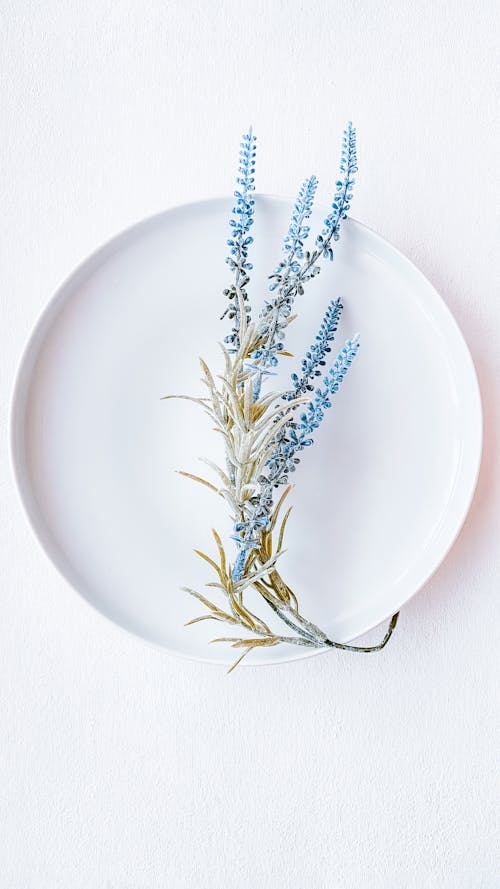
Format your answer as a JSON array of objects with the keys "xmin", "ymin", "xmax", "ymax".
[{"xmin": 177, "ymin": 471, "xmax": 220, "ymax": 495}]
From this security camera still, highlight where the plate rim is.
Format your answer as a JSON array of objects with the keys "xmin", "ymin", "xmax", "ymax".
[{"xmin": 9, "ymin": 195, "xmax": 483, "ymax": 666}]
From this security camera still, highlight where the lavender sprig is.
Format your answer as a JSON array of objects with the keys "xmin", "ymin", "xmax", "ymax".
[
  {"xmin": 270, "ymin": 175, "xmax": 319, "ymax": 284},
  {"xmin": 222, "ymin": 127, "xmax": 257, "ymax": 351},
  {"xmin": 251, "ymin": 122, "xmax": 357, "ymax": 382},
  {"xmin": 284, "ymin": 336, "xmax": 360, "ymax": 458},
  {"xmin": 249, "ymin": 174, "xmax": 318, "ymax": 398},
  {"xmin": 167, "ymin": 123, "xmax": 399, "ymax": 667},
  {"xmin": 316, "ymin": 121, "xmax": 357, "ymax": 252},
  {"xmin": 231, "ymin": 338, "xmax": 359, "ymax": 581},
  {"xmin": 231, "ymin": 125, "xmax": 357, "ymax": 578},
  {"xmin": 264, "ymin": 337, "xmax": 360, "ymax": 489},
  {"xmin": 284, "ymin": 298, "xmax": 343, "ymax": 400},
  {"xmin": 235, "ymin": 299, "xmax": 345, "ymax": 561}
]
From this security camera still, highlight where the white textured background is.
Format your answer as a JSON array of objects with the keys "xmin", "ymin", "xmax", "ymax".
[{"xmin": 2, "ymin": 2, "xmax": 499, "ymax": 887}]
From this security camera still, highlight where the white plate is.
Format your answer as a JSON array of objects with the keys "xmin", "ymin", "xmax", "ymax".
[{"xmin": 10, "ymin": 197, "xmax": 482, "ymax": 666}]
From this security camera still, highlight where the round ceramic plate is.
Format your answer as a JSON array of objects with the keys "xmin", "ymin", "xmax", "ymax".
[{"xmin": 11, "ymin": 197, "xmax": 482, "ymax": 665}]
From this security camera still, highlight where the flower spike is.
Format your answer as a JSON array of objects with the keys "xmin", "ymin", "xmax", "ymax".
[
  {"xmin": 248, "ymin": 122, "xmax": 357, "ymax": 394},
  {"xmin": 316, "ymin": 121, "xmax": 357, "ymax": 253},
  {"xmin": 222, "ymin": 127, "xmax": 257, "ymax": 350},
  {"xmin": 284, "ymin": 298, "xmax": 343, "ymax": 400}
]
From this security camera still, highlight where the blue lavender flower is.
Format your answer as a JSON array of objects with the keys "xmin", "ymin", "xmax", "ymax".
[
  {"xmin": 227, "ymin": 124, "xmax": 359, "ymax": 581},
  {"xmin": 316, "ymin": 121, "xmax": 357, "ymax": 257},
  {"xmin": 266, "ymin": 336, "xmax": 360, "ymax": 483},
  {"xmin": 268, "ymin": 175, "xmax": 318, "ymax": 291},
  {"xmin": 231, "ymin": 512, "xmax": 269, "ymax": 581},
  {"xmin": 231, "ymin": 336, "xmax": 360, "ymax": 580},
  {"xmin": 231, "ymin": 484, "xmax": 274, "ymax": 581},
  {"xmin": 222, "ymin": 127, "xmax": 257, "ymax": 350},
  {"xmin": 290, "ymin": 336, "xmax": 359, "ymax": 447},
  {"xmin": 248, "ymin": 175, "xmax": 318, "ymax": 398},
  {"xmin": 284, "ymin": 298, "xmax": 343, "ymax": 400},
  {"xmin": 249, "ymin": 123, "xmax": 357, "ymax": 392}
]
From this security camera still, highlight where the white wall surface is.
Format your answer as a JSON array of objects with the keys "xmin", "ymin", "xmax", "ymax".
[{"xmin": 1, "ymin": 2, "xmax": 499, "ymax": 887}]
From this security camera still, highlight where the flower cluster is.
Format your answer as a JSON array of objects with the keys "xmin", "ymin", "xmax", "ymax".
[
  {"xmin": 247, "ymin": 175, "xmax": 318, "ymax": 397},
  {"xmin": 225, "ymin": 129, "xmax": 358, "ymax": 579},
  {"xmin": 167, "ymin": 123, "xmax": 399, "ymax": 667},
  {"xmin": 230, "ymin": 337, "xmax": 360, "ymax": 580},
  {"xmin": 247, "ymin": 124, "xmax": 357, "ymax": 397},
  {"xmin": 316, "ymin": 121, "xmax": 357, "ymax": 253},
  {"xmin": 269, "ymin": 175, "xmax": 318, "ymax": 287},
  {"xmin": 284, "ymin": 298, "xmax": 343, "ymax": 400},
  {"xmin": 222, "ymin": 127, "xmax": 257, "ymax": 350},
  {"xmin": 279, "ymin": 336, "xmax": 360, "ymax": 461}
]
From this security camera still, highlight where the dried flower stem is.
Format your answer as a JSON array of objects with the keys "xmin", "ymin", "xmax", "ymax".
[{"xmin": 164, "ymin": 123, "xmax": 398, "ymax": 670}]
